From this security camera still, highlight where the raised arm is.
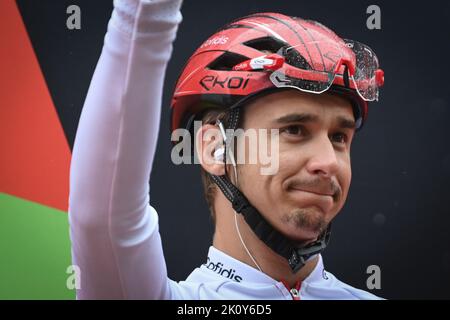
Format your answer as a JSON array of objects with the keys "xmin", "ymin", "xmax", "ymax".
[{"xmin": 68, "ymin": 0, "xmax": 182, "ymax": 299}]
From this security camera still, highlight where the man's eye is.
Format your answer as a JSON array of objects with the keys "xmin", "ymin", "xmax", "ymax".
[
  {"xmin": 331, "ymin": 132, "xmax": 348, "ymax": 144},
  {"xmin": 282, "ymin": 125, "xmax": 303, "ymax": 136}
]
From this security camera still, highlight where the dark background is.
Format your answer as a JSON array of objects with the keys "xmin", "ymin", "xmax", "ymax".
[{"xmin": 16, "ymin": 0, "xmax": 450, "ymax": 299}]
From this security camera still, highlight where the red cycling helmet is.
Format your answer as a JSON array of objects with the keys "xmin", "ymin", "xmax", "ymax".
[{"xmin": 171, "ymin": 12, "xmax": 384, "ymax": 133}]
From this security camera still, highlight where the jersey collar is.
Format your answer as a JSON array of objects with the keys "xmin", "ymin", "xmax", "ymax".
[{"xmin": 202, "ymin": 246, "xmax": 326, "ymax": 285}]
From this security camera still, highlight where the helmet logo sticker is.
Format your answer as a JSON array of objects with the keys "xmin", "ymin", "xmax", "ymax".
[
  {"xmin": 200, "ymin": 35, "xmax": 229, "ymax": 48},
  {"xmin": 200, "ymin": 75, "xmax": 250, "ymax": 91}
]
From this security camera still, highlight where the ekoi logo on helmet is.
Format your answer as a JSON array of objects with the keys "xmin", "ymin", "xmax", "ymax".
[{"xmin": 199, "ymin": 75, "xmax": 250, "ymax": 91}]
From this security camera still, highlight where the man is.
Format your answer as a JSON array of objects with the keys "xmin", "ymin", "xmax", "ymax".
[{"xmin": 69, "ymin": 0, "xmax": 384, "ymax": 299}]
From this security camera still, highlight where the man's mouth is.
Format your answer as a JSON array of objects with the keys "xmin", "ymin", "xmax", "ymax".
[
  {"xmin": 290, "ymin": 187, "xmax": 334, "ymax": 198},
  {"xmin": 285, "ymin": 178, "xmax": 341, "ymax": 204},
  {"xmin": 286, "ymin": 187, "xmax": 335, "ymax": 213}
]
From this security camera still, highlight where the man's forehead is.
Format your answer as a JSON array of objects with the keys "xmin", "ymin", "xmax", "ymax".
[
  {"xmin": 258, "ymin": 100, "xmax": 354, "ymax": 125},
  {"xmin": 250, "ymin": 89, "xmax": 352, "ymax": 113},
  {"xmin": 243, "ymin": 89, "xmax": 356, "ymax": 127}
]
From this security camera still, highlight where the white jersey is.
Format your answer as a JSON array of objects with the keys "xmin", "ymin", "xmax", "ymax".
[{"xmin": 69, "ymin": 0, "xmax": 381, "ymax": 300}]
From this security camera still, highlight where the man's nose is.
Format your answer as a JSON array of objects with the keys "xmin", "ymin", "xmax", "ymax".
[{"xmin": 305, "ymin": 136, "xmax": 339, "ymax": 178}]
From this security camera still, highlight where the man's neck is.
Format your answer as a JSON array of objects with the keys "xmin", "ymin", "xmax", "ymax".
[{"xmin": 213, "ymin": 213, "xmax": 319, "ymax": 288}]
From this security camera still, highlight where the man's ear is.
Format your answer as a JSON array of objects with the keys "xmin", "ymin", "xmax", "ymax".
[{"xmin": 195, "ymin": 124, "xmax": 226, "ymax": 176}]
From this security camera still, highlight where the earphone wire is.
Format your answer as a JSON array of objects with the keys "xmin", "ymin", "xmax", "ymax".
[{"xmin": 217, "ymin": 120, "xmax": 263, "ymax": 273}]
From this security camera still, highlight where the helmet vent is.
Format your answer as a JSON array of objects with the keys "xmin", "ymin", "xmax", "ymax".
[
  {"xmin": 207, "ymin": 52, "xmax": 249, "ymax": 71},
  {"xmin": 243, "ymin": 36, "xmax": 286, "ymax": 54},
  {"xmin": 244, "ymin": 36, "xmax": 312, "ymax": 70}
]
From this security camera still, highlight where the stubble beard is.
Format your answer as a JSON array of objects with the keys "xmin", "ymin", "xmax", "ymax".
[{"xmin": 282, "ymin": 207, "xmax": 328, "ymax": 241}]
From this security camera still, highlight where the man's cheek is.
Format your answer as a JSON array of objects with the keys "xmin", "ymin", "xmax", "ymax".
[{"xmin": 339, "ymin": 175, "xmax": 351, "ymax": 206}]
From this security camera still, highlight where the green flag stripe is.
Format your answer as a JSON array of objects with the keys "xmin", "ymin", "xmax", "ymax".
[{"xmin": 0, "ymin": 192, "xmax": 75, "ymax": 299}]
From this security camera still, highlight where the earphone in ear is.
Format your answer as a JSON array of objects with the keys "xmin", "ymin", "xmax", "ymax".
[{"xmin": 213, "ymin": 146, "xmax": 225, "ymax": 161}]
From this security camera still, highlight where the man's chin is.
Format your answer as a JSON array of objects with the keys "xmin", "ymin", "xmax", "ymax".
[{"xmin": 281, "ymin": 207, "xmax": 329, "ymax": 243}]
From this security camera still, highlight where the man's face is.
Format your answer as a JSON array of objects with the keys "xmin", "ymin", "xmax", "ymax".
[{"xmin": 236, "ymin": 89, "xmax": 356, "ymax": 244}]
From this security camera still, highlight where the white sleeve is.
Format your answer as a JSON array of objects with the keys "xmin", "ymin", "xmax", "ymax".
[{"xmin": 68, "ymin": 0, "xmax": 182, "ymax": 299}]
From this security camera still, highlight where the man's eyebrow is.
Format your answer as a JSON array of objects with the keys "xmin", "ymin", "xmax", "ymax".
[
  {"xmin": 337, "ymin": 116, "xmax": 356, "ymax": 130},
  {"xmin": 273, "ymin": 112, "xmax": 356, "ymax": 130},
  {"xmin": 274, "ymin": 113, "xmax": 319, "ymax": 124}
]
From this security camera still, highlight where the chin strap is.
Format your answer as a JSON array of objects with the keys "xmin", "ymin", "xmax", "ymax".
[{"xmin": 211, "ymin": 107, "xmax": 332, "ymax": 273}]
